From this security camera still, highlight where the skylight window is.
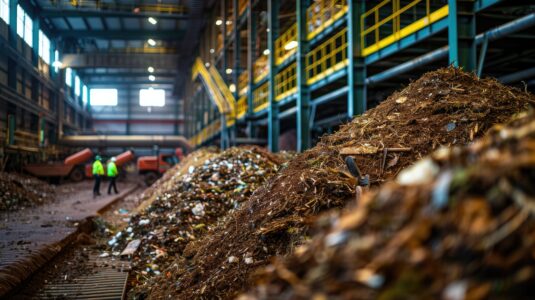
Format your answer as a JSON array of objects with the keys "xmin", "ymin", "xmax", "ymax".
[
  {"xmin": 65, "ymin": 67, "xmax": 72, "ymax": 86},
  {"xmin": 16, "ymin": 5, "xmax": 32, "ymax": 46},
  {"xmin": 139, "ymin": 88, "xmax": 165, "ymax": 107},
  {"xmin": 90, "ymin": 89, "xmax": 118, "ymax": 106},
  {"xmin": 0, "ymin": 0, "xmax": 9, "ymax": 24},
  {"xmin": 38, "ymin": 30, "xmax": 51, "ymax": 64}
]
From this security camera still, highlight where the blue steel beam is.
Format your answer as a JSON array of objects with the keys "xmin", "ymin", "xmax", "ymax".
[
  {"xmin": 499, "ymin": 67, "xmax": 535, "ymax": 84},
  {"xmin": 296, "ymin": 0, "xmax": 311, "ymax": 152},
  {"xmin": 448, "ymin": 0, "xmax": 476, "ymax": 71},
  {"xmin": 474, "ymin": 0, "xmax": 502, "ymax": 12},
  {"xmin": 267, "ymin": 0, "xmax": 280, "ymax": 152},
  {"xmin": 53, "ymin": 29, "xmax": 186, "ymax": 40},
  {"xmin": 347, "ymin": 0, "xmax": 366, "ymax": 117},
  {"xmin": 246, "ymin": 0, "xmax": 257, "ymax": 138},
  {"xmin": 367, "ymin": 13, "xmax": 535, "ymax": 85},
  {"xmin": 40, "ymin": 10, "xmax": 189, "ymax": 19}
]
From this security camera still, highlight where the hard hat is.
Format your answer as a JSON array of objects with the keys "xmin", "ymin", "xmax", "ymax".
[
  {"xmin": 111, "ymin": 157, "xmax": 116, "ymax": 162},
  {"xmin": 96, "ymin": 155, "xmax": 102, "ymax": 161}
]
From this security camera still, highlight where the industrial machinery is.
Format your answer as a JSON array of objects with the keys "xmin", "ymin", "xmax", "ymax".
[
  {"xmin": 25, "ymin": 148, "xmax": 93, "ymax": 182},
  {"xmin": 137, "ymin": 148, "xmax": 184, "ymax": 186},
  {"xmin": 84, "ymin": 150, "xmax": 136, "ymax": 178}
]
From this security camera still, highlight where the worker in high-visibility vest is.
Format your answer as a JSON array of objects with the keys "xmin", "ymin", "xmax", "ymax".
[
  {"xmin": 107, "ymin": 157, "xmax": 119, "ymax": 195},
  {"xmin": 92, "ymin": 155, "xmax": 104, "ymax": 197}
]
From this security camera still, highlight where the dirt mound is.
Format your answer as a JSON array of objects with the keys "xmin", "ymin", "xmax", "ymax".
[
  {"xmin": 245, "ymin": 111, "xmax": 535, "ymax": 300},
  {"xmin": 107, "ymin": 146, "xmax": 284, "ymax": 296},
  {"xmin": 0, "ymin": 172, "xmax": 55, "ymax": 211},
  {"xmin": 149, "ymin": 68, "xmax": 533, "ymax": 299}
]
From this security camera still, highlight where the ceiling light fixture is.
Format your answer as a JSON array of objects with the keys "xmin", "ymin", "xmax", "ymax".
[
  {"xmin": 205, "ymin": 62, "xmax": 211, "ymax": 67},
  {"xmin": 147, "ymin": 39, "xmax": 157, "ymax": 46},
  {"xmin": 210, "ymin": 48, "xmax": 215, "ymax": 54},
  {"xmin": 229, "ymin": 84, "xmax": 236, "ymax": 93},
  {"xmin": 263, "ymin": 49, "xmax": 270, "ymax": 56},
  {"xmin": 225, "ymin": 68, "xmax": 233, "ymax": 74},
  {"xmin": 215, "ymin": 19, "xmax": 223, "ymax": 26},
  {"xmin": 284, "ymin": 40, "xmax": 298, "ymax": 51},
  {"xmin": 148, "ymin": 17, "xmax": 157, "ymax": 25},
  {"xmin": 148, "ymin": 75, "xmax": 156, "ymax": 81},
  {"xmin": 52, "ymin": 61, "xmax": 63, "ymax": 68},
  {"xmin": 226, "ymin": 20, "xmax": 232, "ymax": 25},
  {"xmin": 147, "ymin": 66, "xmax": 155, "ymax": 73}
]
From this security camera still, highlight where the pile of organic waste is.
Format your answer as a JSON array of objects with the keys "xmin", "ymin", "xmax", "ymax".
[
  {"xmin": 105, "ymin": 146, "xmax": 284, "ymax": 295},
  {"xmin": 148, "ymin": 67, "xmax": 534, "ymax": 299},
  {"xmin": 244, "ymin": 111, "xmax": 535, "ymax": 300},
  {"xmin": 0, "ymin": 172, "xmax": 55, "ymax": 211}
]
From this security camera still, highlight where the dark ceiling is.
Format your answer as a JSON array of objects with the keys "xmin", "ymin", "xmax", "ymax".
[{"xmin": 30, "ymin": 0, "xmax": 216, "ymax": 95}]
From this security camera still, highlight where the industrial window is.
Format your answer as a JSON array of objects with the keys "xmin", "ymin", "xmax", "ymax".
[
  {"xmin": 139, "ymin": 88, "xmax": 165, "ymax": 107},
  {"xmin": 74, "ymin": 76, "xmax": 81, "ymax": 96},
  {"xmin": 0, "ymin": 0, "xmax": 8, "ymax": 24},
  {"xmin": 82, "ymin": 85, "xmax": 88, "ymax": 105},
  {"xmin": 17, "ymin": 5, "xmax": 32, "ymax": 47},
  {"xmin": 38, "ymin": 30, "xmax": 51, "ymax": 64},
  {"xmin": 54, "ymin": 50, "xmax": 59, "ymax": 72},
  {"xmin": 65, "ymin": 67, "xmax": 72, "ymax": 86},
  {"xmin": 90, "ymin": 88, "xmax": 118, "ymax": 106}
]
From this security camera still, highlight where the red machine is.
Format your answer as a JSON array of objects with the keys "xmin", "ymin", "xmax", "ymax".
[
  {"xmin": 84, "ymin": 150, "xmax": 135, "ymax": 178},
  {"xmin": 137, "ymin": 148, "xmax": 184, "ymax": 186},
  {"xmin": 25, "ymin": 148, "xmax": 93, "ymax": 182}
]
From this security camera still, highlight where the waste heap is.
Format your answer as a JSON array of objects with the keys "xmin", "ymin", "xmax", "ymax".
[
  {"xmin": 245, "ymin": 111, "xmax": 535, "ymax": 300},
  {"xmin": 149, "ymin": 68, "xmax": 534, "ymax": 299},
  {"xmin": 132, "ymin": 147, "xmax": 219, "ymax": 212},
  {"xmin": 0, "ymin": 172, "xmax": 55, "ymax": 211},
  {"xmin": 107, "ymin": 146, "xmax": 283, "ymax": 295}
]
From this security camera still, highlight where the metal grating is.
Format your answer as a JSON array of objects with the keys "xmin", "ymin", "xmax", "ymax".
[{"xmin": 35, "ymin": 255, "xmax": 130, "ymax": 300}]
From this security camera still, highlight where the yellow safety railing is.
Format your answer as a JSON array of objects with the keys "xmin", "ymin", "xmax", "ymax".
[
  {"xmin": 306, "ymin": 27, "xmax": 348, "ymax": 85},
  {"xmin": 307, "ymin": 0, "xmax": 348, "ymax": 40},
  {"xmin": 275, "ymin": 62, "xmax": 297, "ymax": 101},
  {"xmin": 192, "ymin": 59, "xmax": 229, "ymax": 114},
  {"xmin": 209, "ymin": 66, "xmax": 236, "ymax": 110},
  {"xmin": 237, "ymin": 95, "xmax": 248, "ymax": 119},
  {"xmin": 238, "ymin": 70, "xmax": 249, "ymax": 97},
  {"xmin": 208, "ymin": 66, "xmax": 237, "ymax": 127},
  {"xmin": 275, "ymin": 24, "xmax": 298, "ymax": 65},
  {"xmin": 253, "ymin": 55, "xmax": 269, "ymax": 83},
  {"xmin": 253, "ymin": 82, "xmax": 269, "ymax": 113},
  {"xmin": 238, "ymin": 0, "xmax": 248, "ymax": 16},
  {"xmin": 361, "ymin": 0, "xmax": 449, "ymax": 56},
  {"xmin": 191, "ymin": 119, "xmax": 222, "ymax": 146}
]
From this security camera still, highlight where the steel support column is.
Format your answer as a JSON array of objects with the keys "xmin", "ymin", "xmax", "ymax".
[
  {"xmin": 8, "ymin": 0, "xmax": 17, "ymax": 90},
  {"xmin": 8, "ymin": 0, "xmax": 17, "ymax": 47},
  {"xmin": 222, "ymin": 0, "xmax": 227, "ymax": 75},
  {"xmin": 229, "ymin": 0, "xmax": 240, "ymax": 147},
  {"xmin": 246, "ymin": 0, "xmax": 257, "ymax": 138},
  {"xmin": 296, "ymin": 0, "xmax": 311, "ymax": 152},
  {"xmin": 347, "ymin": 0, "xmax": 366, "ymax": 117},
  {"xmin": 448, "ymin": 0, "xmax": 476, "ymax": 71},
  {"xmin": 32, "ymin": 18, "xmax": 40, "ymax": 67},
  {"xmin": 267, "ymin": 0, "xmax": 280, "ymax": 152}
]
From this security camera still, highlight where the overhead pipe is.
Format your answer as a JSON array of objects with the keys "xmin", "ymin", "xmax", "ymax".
[
  {"xmin": 499, "ymin": 67, "xmax": 535, "ymax": 84},
  {"xmin": 60, "ymin": 135, "xmax": 192, "ymax": 152},
  {"xmin": 366, "ymin": 13, "xmax": 535, "ymax": 85}
]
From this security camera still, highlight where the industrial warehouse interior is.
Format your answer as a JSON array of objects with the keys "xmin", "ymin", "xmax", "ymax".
[{"xmin": 1, "ymin": 0, "xmax": 535, "ymax": 299}]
